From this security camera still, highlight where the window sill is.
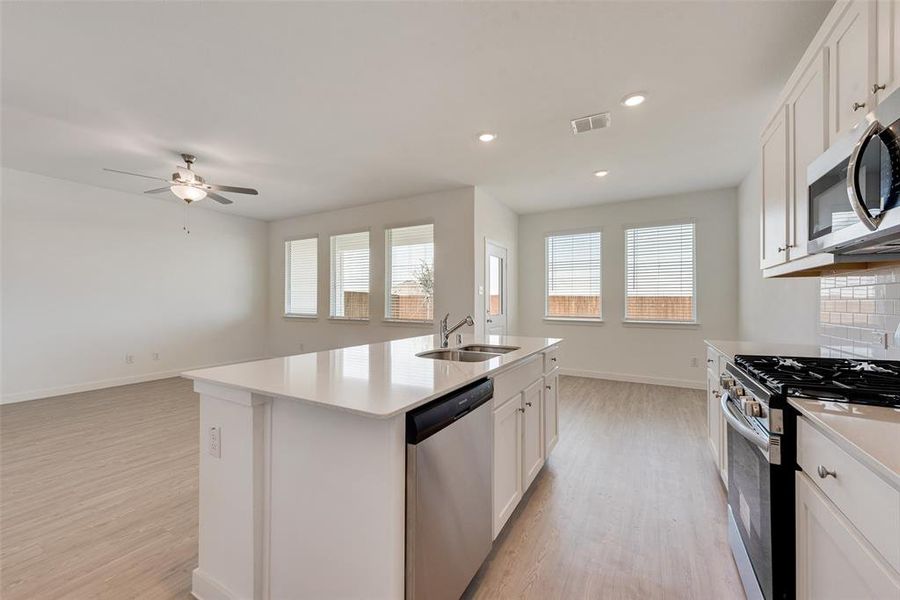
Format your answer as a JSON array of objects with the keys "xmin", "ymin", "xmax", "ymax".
[
  {"xmin": 328, "ymin": 317, "xmax": 370, "ymax": 323},
  {"xmin": 543, "ymin": 316, "xmax": 604, "ymax": 325},
  {"xmin": 621, "ymin": 320, "xmax": 700, "ymax": 329},
  {"xmin": 382, "ymin": 319, "xmax": 434, "ymax": 327},
  {"xmin": 284, "ymin": 313, "xmax": 318, "ymax": 320}
]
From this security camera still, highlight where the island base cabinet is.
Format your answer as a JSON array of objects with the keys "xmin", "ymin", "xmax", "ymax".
[
  {"xmin": 492, "ymin": 393, "xmax": 523, "ymax": 539},
  {"xmin": 544, "ymin": 369, "xmax": 559, "ymax": 454},
  {"xmin": 522, "ymin": 380, "xmax": 545, "ymax": 491},
  {"xmin": 795, "ymin": 472, "xmax": 900, "ymax": 600}
]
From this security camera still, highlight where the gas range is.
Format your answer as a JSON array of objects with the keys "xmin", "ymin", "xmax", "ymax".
[{"xmin": 733, "ymin": 355, "xmax": 900, "ymax": 408}]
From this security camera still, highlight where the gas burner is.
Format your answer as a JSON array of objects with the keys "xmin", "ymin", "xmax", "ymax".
[
  {"xmin": 733, "ymin": 355, "xmax": 900, "ymax": 409},
  {"xmin": 849, "ymin": 361, "xmax": 895, "ymax": 374},
  {"xmin": 777, "ymin": 358, "xmax": 805, "ymax": 370}
]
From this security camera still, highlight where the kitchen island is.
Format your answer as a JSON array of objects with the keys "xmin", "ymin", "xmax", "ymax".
[{"xmin": 182, "ymin": 333, "xmax": 561, "ymax": 600}]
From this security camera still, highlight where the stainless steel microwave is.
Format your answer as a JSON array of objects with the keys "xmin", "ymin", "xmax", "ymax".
[{"xmin": 807, "ymin": 88, "xmax": 900, "ymax": 255}]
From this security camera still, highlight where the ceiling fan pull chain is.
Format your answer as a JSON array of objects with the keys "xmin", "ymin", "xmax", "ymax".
[{"xmin": 183, "ymin": 204, "xmax": 191, "ymax": 235}]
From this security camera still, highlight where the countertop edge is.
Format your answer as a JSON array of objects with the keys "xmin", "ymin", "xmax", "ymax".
[
  {"xmin": 789, "ymin": 398, "xmax": 900, "ymax": 491},
  {"xmin": 183, "ymin": 339, "xmax": 561, "ymax": 420}
]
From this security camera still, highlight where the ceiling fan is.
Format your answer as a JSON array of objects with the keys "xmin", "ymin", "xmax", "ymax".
[{"xmin": 104, "ymin": 153, "xmax": 258, "ymax": 205}]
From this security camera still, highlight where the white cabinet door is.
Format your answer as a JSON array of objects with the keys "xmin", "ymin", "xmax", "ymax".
[
  {"xmin": 521, "ymin": 380, "xmax": 544, "ymax": 491},
  {"xmin": 706, "ymin": 369, "xmax": 721, "ymax": 466},
  {"xmin": 876, "ymin": 0, "xmax": 900, "ymax": 101},
  {"xmin": 828, "ymin": 0, "xmax": 874, "ymax": 141},
  {"xmin": 761, "ymin": 107, "xmax": 790, "ymax": 269},
  {"xmin": 795, "ymin": 472, "xmax": 900, "ymax": 600},
  {"xmin": 787, "ymin": 49, "xmax": 828, "ymax": 262},
  {"xmin": 492, "ymin": 394, "xmax": 523, "ymax": 539},
  {"xmin": 543, "ymin": 371, "xmax": 559, "ymax": 455}
]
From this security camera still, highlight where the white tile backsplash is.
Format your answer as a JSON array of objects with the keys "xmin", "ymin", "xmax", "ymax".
[{"xmin": 819, "ymin": 265, "xmax": 900, "ymax": 360}]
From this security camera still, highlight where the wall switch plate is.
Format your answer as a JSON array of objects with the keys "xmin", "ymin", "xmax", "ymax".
[
  {"xmin": 152, "ymin": 352, "xmax": 160, "ymax": 361},
  {"xmin": 124, "ymin": 353, "xmax": 134, "ymax": 364},
  {"xmin": 208, "ymin": 426, "xmax": 221, "ymax": 458}
]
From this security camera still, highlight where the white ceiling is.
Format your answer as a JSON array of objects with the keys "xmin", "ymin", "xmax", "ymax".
[{"xmin": 1, "ymin": 1, "xmax": 832, "ymax": 221}]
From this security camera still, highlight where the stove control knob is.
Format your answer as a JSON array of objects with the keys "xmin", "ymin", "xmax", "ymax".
[
  {"xmin": 732, "ymin": 386, "xmax": 745, "ymax": 396},
  {"xmin": 720, "ymin": 376, "xmax": 734, "ymax": 389},
  {"xmin": 743, "ymin": 400, "xmax": 762, "ymax": 417}
]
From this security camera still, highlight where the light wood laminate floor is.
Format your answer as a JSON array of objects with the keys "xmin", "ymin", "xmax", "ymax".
[{"xmin": 1, "ymin": 376, "xmax": 743, "ymax": 599}]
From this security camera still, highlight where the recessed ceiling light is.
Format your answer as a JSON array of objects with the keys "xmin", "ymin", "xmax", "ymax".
[
  {"xmin": 594, "ymin": 170, "xmax": 609, "ymax": 178},
  {"xmin": 477, "ymin": 132, "xmax": 498, "ymax": 143},
  {"xmin": 620, "ymin": 92, "xmax": 647, "ymax": 107}
]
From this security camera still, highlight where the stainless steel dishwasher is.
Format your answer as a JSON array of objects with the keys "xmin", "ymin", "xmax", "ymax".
[{"xmin": 405, "ymin": 378, "xmax": 493, "ymax": 600}]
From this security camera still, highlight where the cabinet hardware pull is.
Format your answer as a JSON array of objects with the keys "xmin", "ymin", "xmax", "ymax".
[
  {"xmin": 713, "ymin": 391, "xmax": 721, "ymax": 398},
  {"xmin": 873, "ymin": 83, "xmax": 886, "ymax": 93},
  {"xmin": 545, "ymin": 385, "xmax": 552, "ymax": 390},
  {"xmin": 707, "ymin": 358, "xmax": 714, "ymax": 363},
  {"xmin": 551, "ymin": 357, "xmax": 557, "ymax": 362},
  {"xmin": 777, "ymin": 246, "xmax": 786, "ymax": 253},
  {"xmin": 852, "ymin": 101, "xmax": 866, "ymax": 112},
  {"xmin": 525, "ymin": 401, "xmax": 533, "ymax": 407},
  {"xmin": 517, "ymin": 407, "xmax": 525, "ymax": 413},
  {"xmin": 817, "ymin": 465, "xmax": 837, "ymax": 479}
]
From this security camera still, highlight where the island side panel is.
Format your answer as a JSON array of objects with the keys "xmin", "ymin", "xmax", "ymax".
[
  {"xmin": 268, "ymin": 397, "xmax": 406, "ymax": 600},
  {"xmin": 193, "ymin": 381, "xmax": 271, "ymax": 600}
]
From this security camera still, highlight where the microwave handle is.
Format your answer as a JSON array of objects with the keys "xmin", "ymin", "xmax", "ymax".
[{"xmin": 846, "ymin": 119, "xmax": 885, "ymax": 232}]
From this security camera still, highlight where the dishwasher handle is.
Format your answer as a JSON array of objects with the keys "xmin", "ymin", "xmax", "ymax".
[{"xmin": 406, "ymin": 379, "xmax": 493, "ymax": 444}]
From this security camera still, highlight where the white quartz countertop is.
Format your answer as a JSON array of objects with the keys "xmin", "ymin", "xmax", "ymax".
[
  {"xmin": 705, "ymin": 339, "xmax": 832, "ymax": 362},
  {"xmin": 183, "ymin": 334, "xmax": 561, "ymax": 419},
  {"xmin": 789, "ymin": 398, "xmax": 900, "ymax": 490}
]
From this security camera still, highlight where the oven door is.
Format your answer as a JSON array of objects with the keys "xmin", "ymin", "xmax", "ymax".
[{"xmin": 722, "ymin": 393, "xmax": 793, "ymax": 600}]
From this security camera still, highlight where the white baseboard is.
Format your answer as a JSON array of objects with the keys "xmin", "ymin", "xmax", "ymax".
[
  {"xmin": 1, "ymin": 357, "xmax": 268, "ymax": 404},
  {"xmin": 559, "ymin": 367, "xmax": 705, "ymax": 390},
  {"xmin": 191, "ymin": 568, "xmax": 235, "ymax": 600}
]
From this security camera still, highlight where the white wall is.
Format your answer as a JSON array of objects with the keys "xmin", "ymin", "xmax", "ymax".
[
  {"xmin": 518, "ymin": 187, "xmax": 739, "ymax": 388},
  {"xmin": 266, "ymin": 188, "xmax": 476, "ymax": 357},
  {"xmin": 474, "ymin": 189, "xmax": 518, "ymax": 336},
  {"xmin": 737, "ymin": 162, "xmax": 819, "ymax": 344},
  {"xmin": 1, "ymin": 168, "xmax": 269, "ymax": 402}
]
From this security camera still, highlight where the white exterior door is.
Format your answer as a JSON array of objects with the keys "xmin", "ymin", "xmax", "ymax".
[{"xmin": 485, "ymin": 241, "xmax": 508, "ymax": 335}]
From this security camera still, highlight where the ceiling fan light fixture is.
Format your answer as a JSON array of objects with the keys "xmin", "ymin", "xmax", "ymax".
[{"xmin": 171, "ymin": 184, "xmax": 207, "ymax": 202}]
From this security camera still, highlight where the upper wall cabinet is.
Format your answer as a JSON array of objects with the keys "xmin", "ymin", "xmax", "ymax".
[
  {"xmin": 827, "ymin": 1, "xmax": 875, "ymax": 142},
  {"xmin": 876, "ymin": 0, "xmax": 900, "ymax": 100},
  {"xmin": 787, "ymin": 49, "xmax": 829, "ymax": 262},
  {"xmin": 761, "ymin": 107, "xmax": 790, "ymax": 269},
  {"xmin": 760, "ymin": 0, "xmax": 899, "ymax": 277}
]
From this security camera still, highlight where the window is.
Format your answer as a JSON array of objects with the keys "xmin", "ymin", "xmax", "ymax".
[
  {"xmin": 284, "ymin": 237, "xmax": 318, "ymax": 316},
  {"xmin": 545, "ymin": 230, "xmax": 602, "ymax": 319},
  {"xmin": 625, "ymin": 222, "xmax": 696, "ymax": 323},
  {"xmin": 330, "ymin": 231, "xmax": 370, "ymax": 319},
  {"xmin": 385, "ymin": 224, "xmax": 434, "ymax": 322}
]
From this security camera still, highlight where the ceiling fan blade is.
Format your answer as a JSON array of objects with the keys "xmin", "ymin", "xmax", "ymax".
[
  {"xmin": 207, "ymin": 192, "xmax": 234, "ymax": 205},
  {"xmin": 144, "ymin": 187, "xmax": 172, "ymax": 194},
  {"xmin": 207, "ymin": 183, "xmax": 258, "ymax": 195},
  {"xmin": 103, "ymin": 168, "xmax": 169, "ymax": 183}
]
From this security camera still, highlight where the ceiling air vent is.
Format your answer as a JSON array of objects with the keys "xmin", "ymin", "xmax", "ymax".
[{"xmin": 571, "ymin": 112, "xmax": 611, "ymax": 135}]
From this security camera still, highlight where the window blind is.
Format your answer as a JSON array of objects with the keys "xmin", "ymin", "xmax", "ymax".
[
  {"xmin": 285, "ymin": 237, "xmax": 317, "ymax": 316},
  {"xmin": 545, "ymin": 231, "xmax": 602, "ymax": 318},
  {"xmin": 625, "ymin": 222, "xmax": 695, "ymax": 322},
  {"xmin": 386, "ymin": 224, "xmax": 434, "ymax": 321},
  {"xmin": 330, "ymin": 231, "xmax": 370, "ymax": 319}
]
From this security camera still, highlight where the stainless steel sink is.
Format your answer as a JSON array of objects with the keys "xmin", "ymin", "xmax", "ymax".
[
  {"xmin": 458, "ymin": 344, "xmax": 520, "ymax": 354},
  {"xmin": 416, "ymin": 349, "xmax": 501, "ymax": 362}
]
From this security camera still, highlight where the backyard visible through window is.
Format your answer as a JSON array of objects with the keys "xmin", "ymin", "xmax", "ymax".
[
  {"xmin": 625, "ymin": 222, "xmax": 695, "ymax": 322},
  {"xmin": 331, "ymin": 231, "xmax": 370, "ymax": 319},
  {"xmin": 386, "ymin": 224, "xmax": 434, "ymax": 321},
  {"xmin": 545, "ymin": 231, "xmax": 602, "ymax": 318}
]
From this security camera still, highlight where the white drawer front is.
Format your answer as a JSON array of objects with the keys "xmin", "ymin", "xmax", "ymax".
[
  {"xmin": 797, "ymin": 417, "xmax": 900, "ymax": 572},
  {"xmin": 492, "ymin": 355, "xmax": 542, "ymax": 409},
  {"xmin": 542, "ymin": 346, "xmax": 559, "ymax": 374}
]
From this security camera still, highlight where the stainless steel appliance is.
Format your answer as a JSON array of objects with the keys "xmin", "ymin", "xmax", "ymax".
[
  {"xmin": 405, "ymin": 379, "xmax": 493, "ymax": 600},
  {"xmin": 807, "ymin": 88, "xmax": 900, "ymax": 255},
  {"xmin": 721, "ymin": 355, "xmax": 900, "ymax": 600}
]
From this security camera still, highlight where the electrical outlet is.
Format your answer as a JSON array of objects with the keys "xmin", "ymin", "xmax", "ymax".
[
  {"xmin": 152, "ymin": 352, "xmax": 160, "ymax": 361},
  {"xmin": 125, "ymin": 353, "xmax": 135, "ymax": 364},
  {"xmin": 208, "ymin": 426, "xmax": 221, "ymax": 458},
  {"xmin": 690, "ymin": 357, "xmax": 699, "ymax": 368},
  {"xmin": 872, "ymin": 331, "xmax": 889, "ymax": 350}
]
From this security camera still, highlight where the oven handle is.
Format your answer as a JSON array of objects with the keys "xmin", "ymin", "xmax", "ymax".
[
  {"xmin": 720, "ymin": 392, "xmax": 769, "ymax": 451},
  {"xmin": 846, "ymin": 119, "xmax": 885, "ymax": 232}
]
